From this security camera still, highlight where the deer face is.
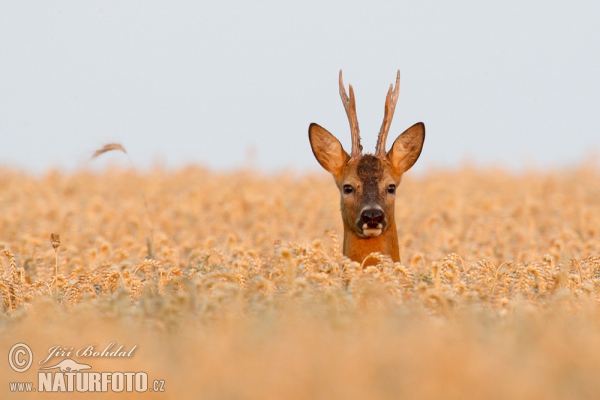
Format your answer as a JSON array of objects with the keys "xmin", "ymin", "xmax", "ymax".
[
  {"xmin": 309, "ymin": 70, "xmax": 424, "ymax": 245},
  {"xmin": 309, "ymin": 122, "xmax": 424, "ymax": 239},
  {"xmin": 339, "ymin": 154, "xmax": 396, "ymax": 237}
]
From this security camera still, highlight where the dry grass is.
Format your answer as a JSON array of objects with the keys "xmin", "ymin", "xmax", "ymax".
[{"xmin": 1, "ymin": 164, "xmax": 600, "ymax": 399}]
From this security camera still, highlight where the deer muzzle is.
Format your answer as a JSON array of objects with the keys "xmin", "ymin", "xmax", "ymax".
[{"xmin": 358, "ymin": 207, "xmax": 386, "ymax": 237}]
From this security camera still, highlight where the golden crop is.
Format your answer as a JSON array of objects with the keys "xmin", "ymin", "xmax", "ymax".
[{"xmin": 1, "ymin": 164, "xmax": 600, "ymax": 399}]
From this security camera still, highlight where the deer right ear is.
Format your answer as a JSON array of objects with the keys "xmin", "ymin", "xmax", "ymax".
[
  {"xmin": 309, "ymin": 123, "xmax": 349, "ymax": 177},
  {"xmin": 387, "ymin": 122, "xmax": 425, "ymax": 176}
]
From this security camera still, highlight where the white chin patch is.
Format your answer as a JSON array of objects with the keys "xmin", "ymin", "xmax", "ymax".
[{"xmin": 362, "ymin": 228, "xmax": 382, "ymax": 237}]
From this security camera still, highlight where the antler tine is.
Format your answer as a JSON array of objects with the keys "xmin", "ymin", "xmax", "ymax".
[
  {"xmin": 339, "ymin": 70, "xmax": 362, "ymax": 161},
  {"xmin": 375, "ymin": 70, "xmax": 401, "ymax": 158}
]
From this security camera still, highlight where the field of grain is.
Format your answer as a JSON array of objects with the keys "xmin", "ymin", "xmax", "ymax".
[{"xmin": 1, "ymin": 163, "xmax": 600, "ymax": 399}]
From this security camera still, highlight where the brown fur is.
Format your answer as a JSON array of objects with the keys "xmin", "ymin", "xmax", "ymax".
[
  {"xmin": 344, "ymin": 220, "xmax": 400, "ymax": 265},
  {"xmin": 336, "ymin": 156, "xmax": 401, "ymax": 266}
]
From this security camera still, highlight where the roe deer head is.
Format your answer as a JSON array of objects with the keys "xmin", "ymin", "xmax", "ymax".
[{"xmin": 309, "ymin": 71, "xmax": 425, "ymax": 265}]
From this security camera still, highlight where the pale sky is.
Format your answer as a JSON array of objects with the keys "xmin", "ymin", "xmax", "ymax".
[{"xmin": 1, "ymin": 1, "xmax": 599, "ymax": 173}]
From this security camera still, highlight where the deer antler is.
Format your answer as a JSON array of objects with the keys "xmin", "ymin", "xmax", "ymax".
[
  {"xmin": 339, "ymin": 70, "xmax": 362, "ymax": 161},
  {"xmin": 375, "ymin": 70, "xmax": 400, "ymax": 158}
]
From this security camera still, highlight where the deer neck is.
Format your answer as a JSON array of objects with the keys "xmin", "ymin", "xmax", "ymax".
[{"xmin": 343, "ymin": 220, "xmax": 400, "ymax": 266}]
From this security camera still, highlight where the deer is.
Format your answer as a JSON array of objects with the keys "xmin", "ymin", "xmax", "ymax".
[{"xmin": 309, "ymin": 70, "xmax": 425, "ymax": 266}]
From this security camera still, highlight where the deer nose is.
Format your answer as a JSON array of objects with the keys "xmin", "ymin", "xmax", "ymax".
[{"xmin": 360, "ymin": 208, "xmax": 385, "ymax": 229}]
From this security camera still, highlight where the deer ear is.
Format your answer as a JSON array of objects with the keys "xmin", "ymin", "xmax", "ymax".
[
  {"xmin": 309, "ymin": 123, "xmax": 349, "ymax": 177},
  {"xmin": 387, "ymin": 122, "xmax": 425, "ymax": 175}
]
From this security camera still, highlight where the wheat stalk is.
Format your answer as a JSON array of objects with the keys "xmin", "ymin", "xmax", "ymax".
[
  {"xmin": 50, "ymin": 233, "xmax": 60, "ymax": 275},
  {"xmin": 91, "ymin": 143, "xmax": 155, "ymax": 259}
]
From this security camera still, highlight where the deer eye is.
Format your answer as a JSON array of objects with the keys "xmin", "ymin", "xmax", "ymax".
[
  {"xmin": 343, "ymin": 185, "xmax": 354, "ymax": 194},
  {"xmin": 387, "ymin": 184, "xmax": 396, "ymax": 194}
]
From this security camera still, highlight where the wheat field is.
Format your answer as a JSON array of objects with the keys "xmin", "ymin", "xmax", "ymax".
[{"xmin": 1, "ymin": 163, "xmax": 600, "ymax": 399}]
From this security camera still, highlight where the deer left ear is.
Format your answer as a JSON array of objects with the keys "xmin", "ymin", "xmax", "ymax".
[
  {"xmin": 387, "ymin": 122, "xmax": 425, "ymax": 175},
  {"xmin": 309, "ymin": 123, "xmax": 349, "ymax": 178}
]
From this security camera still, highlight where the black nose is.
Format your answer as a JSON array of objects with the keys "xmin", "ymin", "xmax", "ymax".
[{"xmin": 360, "ymin": 209, "xmax": 384, "ymax": 228}]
